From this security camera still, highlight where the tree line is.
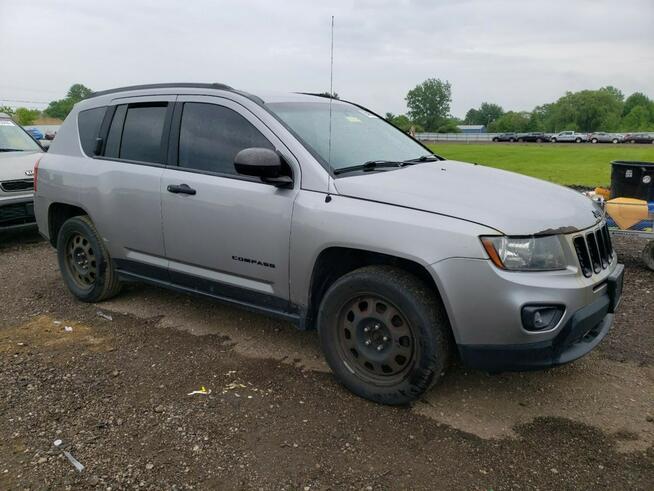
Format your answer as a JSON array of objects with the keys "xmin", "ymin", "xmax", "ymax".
[
  {"xmin": 3, "ymin": 81, "xmax": 653, "ymax": 135},
  {"xmin": 0, "ymin": 84, "xmax": 93, "ymax": 125},
  {"xmin": 386, "ymin": 80, "xmax": 654, "ymax": 134}
]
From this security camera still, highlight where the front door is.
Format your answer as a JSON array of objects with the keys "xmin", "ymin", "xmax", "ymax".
[{"xmin": 161, "ymin": 96, "xmax": 299, "ymax": 311}]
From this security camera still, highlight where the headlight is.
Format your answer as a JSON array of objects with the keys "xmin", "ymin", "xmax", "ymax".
[{"xmin": 480, "ymin": 235, "xmax": 567, "ymax": 271}]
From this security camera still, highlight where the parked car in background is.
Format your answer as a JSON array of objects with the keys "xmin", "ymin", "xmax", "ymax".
[
  {"xmin": 623, "ymin": 133, "xmax": 654, "ymax": 144},
  {"xmin": 588, "ymin": 132, "xmax": 622, "ymax": 144},
  {"xmin": 550, "ymin": 131, "xmax": 587, "ymax": 143},
  {"xmin": 516, "ymin": 132, "xmax": 550, "ymax": 143},
  {"xmin": 34, "ymin": 83, "xmax": 623, "ymax": 405},
  {"xmin": 492, "ymin": 132, "xmax": 517, "ymax": 142},
  {"xmin": 25, "ymin": 127, "xmax": 44, "ymax": 141},
  {"xmin": 0, "ymin": 113, "xmax": 43, "ymax": 234}
]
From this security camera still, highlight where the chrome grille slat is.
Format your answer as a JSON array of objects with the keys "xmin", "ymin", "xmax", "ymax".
[{"xmin": 1, "ymin": 179, "xmax": 34, "ymax": 192}]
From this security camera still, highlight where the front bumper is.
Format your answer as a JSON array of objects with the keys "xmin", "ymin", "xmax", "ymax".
[
  {"xmin": 0, "ymin": 195, "xmax": 36, "ymax": 231},
  {"xmin": 430, "ymin": 250, "xmax": 624, "ymax": 372},
  {"xmin": 457, "ymin": 284, "xmax": 616, "ymax": 372}
]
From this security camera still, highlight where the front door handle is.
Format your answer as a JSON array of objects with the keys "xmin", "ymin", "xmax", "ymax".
[{"xmin": 167, "ymin": 183, "xmax": 196, "ymax": 195}]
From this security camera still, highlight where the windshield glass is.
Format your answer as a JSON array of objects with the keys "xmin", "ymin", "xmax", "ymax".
[
  {"xmin": 267, "ymin": 101, "xmax": 430, "ymax": 171},
  {"xmin": 0, "ymin": 119, "xmax": 41, "ymax": 152}
]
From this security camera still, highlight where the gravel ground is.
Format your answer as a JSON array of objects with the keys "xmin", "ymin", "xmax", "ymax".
[{"xmin": 0, "ymin": 231, "xmax": 653, "ymax": 490}]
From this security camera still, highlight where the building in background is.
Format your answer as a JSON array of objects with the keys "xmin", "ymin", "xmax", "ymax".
[{"xmin": 456, "ymin": 124, "xmax": 486, "ymax": 134}]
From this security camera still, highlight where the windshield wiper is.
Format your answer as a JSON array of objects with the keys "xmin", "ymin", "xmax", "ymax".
[
  {"xmin": 402, "ymin": 154, "xmax": 441, "ymax": 163},
  {"xmin": 0, "ymin": 148, "xmax": 26, "ymax": 152},
  {"xmin": 333, "ymin": 160, "xmax": 403, "ymax": 175}
]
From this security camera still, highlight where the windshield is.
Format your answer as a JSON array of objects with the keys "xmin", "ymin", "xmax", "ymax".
[
  {"xmin": 267, "ymin": 101, "xmax": 430, "ymax": 172},
  {"xmin": 0, "ymin": 119, "xmax": 41, "ymax": 152}
]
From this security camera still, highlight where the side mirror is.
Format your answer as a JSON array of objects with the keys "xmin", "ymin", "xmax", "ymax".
[{"xmin": 234, "ymin": 147, "xmax": 293, "ymax": 188}]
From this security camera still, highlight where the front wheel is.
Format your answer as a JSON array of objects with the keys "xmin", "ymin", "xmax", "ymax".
[
  {"xmin": 612, "ymin": 138, "xmax": 619, "ymax": 144},
  {"xmin": 492, "ymin": 137, "xmax": 499, "ymax": 142},
  {"xmin": 56, "ymin": 216, "xmax": 122, "ymax": 302},
  {"xmin": 317, "ymin": 266, "xmax": 451, "ymax": 405},
  {"xmin": 575, "ymin": 137, "xmax": 582, "ymax": 143},
  {"xmin": 591, "ymin": 138, "xmax": 598, "ymax": 143},
  {"xmin": 551, "ymin": 138, "xmax": 557, "ymax": 143}
]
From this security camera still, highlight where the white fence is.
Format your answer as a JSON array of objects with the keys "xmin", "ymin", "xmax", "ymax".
[{"xmin": 415, "ymin": 132, "xmax": 497, "ymax": 142}]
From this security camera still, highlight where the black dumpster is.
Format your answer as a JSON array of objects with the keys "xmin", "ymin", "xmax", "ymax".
[{"xmin": 610, "ymin": 161, "xmax": 654, "ymax": 201}]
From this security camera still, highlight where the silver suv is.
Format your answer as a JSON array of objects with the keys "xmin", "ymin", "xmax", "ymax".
[
  {"xmin": 550, "ymin": 131, "xmax": 588, "ymax": 143},
  {"xmin": 1, "ymin": 113, "xmax": 43, "ymax": 234},
  {"xmin": 34, "ymin": 83, "xmax": 624, "ymax": 405}
]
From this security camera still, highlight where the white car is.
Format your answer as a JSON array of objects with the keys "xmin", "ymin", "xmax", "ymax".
[
  {"xmin": 550, "ymin": 131, "xmax": 588, "ymax": 143},
  {"xmin": 0, "ymin": 113, "xmax": 43, "ymax": 234}
]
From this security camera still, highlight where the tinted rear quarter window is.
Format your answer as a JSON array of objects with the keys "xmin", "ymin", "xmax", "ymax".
[
  {"xmin": 78, "ymin": 106, "xmax": 106, "ymax": 156},
  {"xmin": 178, "ymin": 102, "xmax": 273, "ymax": 175}
]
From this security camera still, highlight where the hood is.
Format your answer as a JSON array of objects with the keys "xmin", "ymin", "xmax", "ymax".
[
  {"xmin": 333, "ymin": 160, "xmax": 600, "ymax": 236},
  {"xmin": 0, "ymin": 151, "xmax": 41, "ymax": 182}
]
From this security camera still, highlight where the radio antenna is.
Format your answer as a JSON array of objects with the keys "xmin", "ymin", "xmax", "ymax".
[{"xmin": 327, "ymin": 15, "xmax": 334, "ymax": 170}]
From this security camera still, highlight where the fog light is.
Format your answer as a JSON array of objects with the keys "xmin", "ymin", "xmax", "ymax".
[{"xmin": 521, "ymin": 305, "xmax": 564, "ymax": 331}]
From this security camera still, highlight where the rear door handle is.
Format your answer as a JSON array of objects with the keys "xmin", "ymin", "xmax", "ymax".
[{"xmin": 167, "ymin": 183, "xmax": 196, "ymax": 195}]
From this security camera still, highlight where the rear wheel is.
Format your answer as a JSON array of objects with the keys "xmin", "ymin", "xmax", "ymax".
[
  {"xmin": 612, "ymin": 138, "xmax": 619, "ymax": 144},
  {"xmin": 56, "ymin": 216, "xmax": 122, "ymax": 302},
  {"xmin": 317, "ymin": 266, "xmax": 451, "ymax": 405},
  {"xmin": 575, "ymin": 137, "xmax": 582, "ymax": 143},
  {"xmin": 551, "ymin": 138, "xmax": 557, "ymax": 143},
  {"xmin": 642, "ymin": 242, "xmax": 654, "ymax": 271},
  {"xmin": 591, "ymin": 138, "xmax": 598, "ymax": 143}
]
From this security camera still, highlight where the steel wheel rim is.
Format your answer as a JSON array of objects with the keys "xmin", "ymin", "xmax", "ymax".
[
  {"xmin": 64, "ymin": 233, "xmax": 97, "ymax": 290},
  {"xmin": 336, "ymin": 294, "xmax": 416, "ymax": 385}
]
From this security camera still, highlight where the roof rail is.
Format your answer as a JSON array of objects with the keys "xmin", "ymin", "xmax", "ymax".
[{"xmin": 89, "ymin": 82, "xmax": 233, "ymax": 99}]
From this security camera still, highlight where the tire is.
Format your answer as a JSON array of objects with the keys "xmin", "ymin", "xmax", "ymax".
[
  {"xmin": 642, "ymin": 242, "xmax": 654, "ymax": 271},
  {"xmin": 612, "ymin": 139, "xmax": 619, "ymax": 144},
  {"xmin": 591, "ymin": 138, "xmax": 598, "ymax": 144},
  {"xmin": 492, "ymin": 137, "xmax": 499, "ymax": 142},
  {"xmin": 551, "ymin": 138, "xmax": 557, "ymax": 143},
  {"xmin": 317, "ymin": 265, "xmax": 451, "ymax": 405},
  {"xmin": 509, "ymin": 138, "xmax": 515, "ymax": 142},
  {"xmin": 630, "ymin": 139, "xmax": 636, "ymax": 144},
  {"xmin": 536, "ymin": 138, "xmax": 543, "ymax": 143},
  {"xmin": 575, "ymin": 137, "xmax": 582, "ymax": 143},
  {"xmin": 56, "ymin": 215, "xmax": 122, "ymax": 302}
]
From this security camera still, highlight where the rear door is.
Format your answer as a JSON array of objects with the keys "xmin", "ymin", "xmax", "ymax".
[
  {"xmin": 160, "ymin": 96, "xmax": 299, "ymax": 310},
  {"xmin": 88, "ymin": 95, "xmax": 175, "ymax": 275}
]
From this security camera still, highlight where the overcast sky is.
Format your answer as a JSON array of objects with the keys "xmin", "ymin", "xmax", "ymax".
[{"xmin": 1, "ymin": 0, "xmax": 652, "ymax": 118}]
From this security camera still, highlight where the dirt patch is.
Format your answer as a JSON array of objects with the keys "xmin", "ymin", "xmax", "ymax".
[{"xmin": 0, "ymin": 235, "xmax": 652, "ymax": 489}]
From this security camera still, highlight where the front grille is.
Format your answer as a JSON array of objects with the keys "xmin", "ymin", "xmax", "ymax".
[
  {"xmin": 0, "ymin": 202, "xmax": 35, "ymax": 227},
  {"xmin": 1, "ymin": 179, "xmax": 34, "ymax": 192},
  {"xmin": 573, "ymin": 223, "xmax": 613, "ymax": 278}
]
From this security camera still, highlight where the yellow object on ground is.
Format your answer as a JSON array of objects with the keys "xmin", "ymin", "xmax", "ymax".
[
  {"xmin": 605, "ymin": 197, "xmax": 649, "ymax": 229},
  {"xmin": 594, "ymin": 187, "xmax": 611, "ymax": 200}
]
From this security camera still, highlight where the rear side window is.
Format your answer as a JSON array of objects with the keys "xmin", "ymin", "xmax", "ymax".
[
  {"xmin": 120, "ymin": 104, "xmax": 168, "ymax": 163},
  {"xmin": 178, "ymin": 103, "xmax": 273, "ymax": 175},
  {"xmin": 103, "ymin": 103, "xmax": 168, "ymax": 163},
  {"xmin": 77, "ymin": 107, "xmax": 106, "ymax": 156}
]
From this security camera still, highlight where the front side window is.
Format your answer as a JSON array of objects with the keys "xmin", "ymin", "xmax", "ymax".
[
  {"xmin": 178, "ymin": 102, "xmax": 273, "ymax": 175},
  {"xmin": 266, "ymin": 101, "xmax": 429, "ymax": 172},
  {"xmin": 0, "ymin": 119, "xmax": 41, "ymax": 152}
]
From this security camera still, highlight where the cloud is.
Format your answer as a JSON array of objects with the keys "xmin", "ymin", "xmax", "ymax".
[{"xmin": 0, "ymin": 0, "xmax": 652, "ymax": 117}]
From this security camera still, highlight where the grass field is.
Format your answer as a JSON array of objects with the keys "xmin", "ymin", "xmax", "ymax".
[{"xmin": 426, "ymin": 143, "xmax": 654, "ymax": 187}]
